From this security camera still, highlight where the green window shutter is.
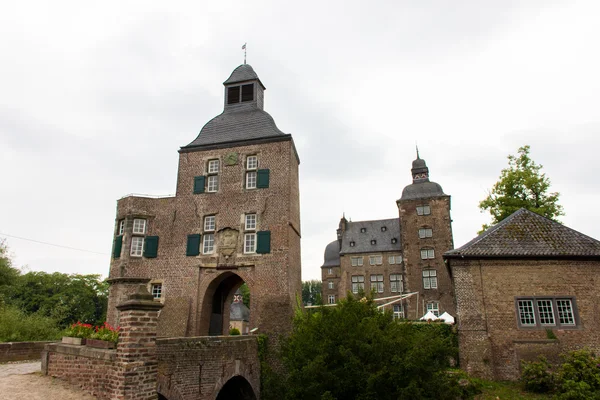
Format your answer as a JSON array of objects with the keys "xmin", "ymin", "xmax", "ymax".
[
  {"xmin": 256, "ymin": 231, "xmax": 271, "ymax": 254},
  {"xmin": 186, "ymin": 234, "xmax": 201, "ymax": 256},
  {"xmin": 257, "ymin": 169, "xmax": 270, "ymax": 188},
  {"xmin": 113, "ymin": 235, "xmax": 123, "ymax": 259},
  {"xmin": 144, "ymin": 236, "xmax": 159, "ymax": 258},
  {"xmin": 194, "ymin": 176, "xmax": 205, "ymax": 194}
]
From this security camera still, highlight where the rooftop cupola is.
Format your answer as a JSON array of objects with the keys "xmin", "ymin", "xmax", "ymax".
[
  {"xmin": 411, "ymin": 155, "xmax": 430, "ymax": 183},
  {"xmin": 399, "ymin": 150, "xmax": 446, "ymax": 201},
  {"xmin": 223, "ymin": 64, "xmax": 266, "ymax": 111}
]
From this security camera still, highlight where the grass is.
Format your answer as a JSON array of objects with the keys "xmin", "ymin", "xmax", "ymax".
[{"xmin": 475, "ymin": 380, "xmax": 552, "ymax": 399}]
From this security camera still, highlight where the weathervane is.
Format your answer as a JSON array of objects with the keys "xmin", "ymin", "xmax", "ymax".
[
  {"xmin": 416, "ymin": 143, "xmax": 420, "ymax": 159},
  {"xmin": 242, "ymin": 43, "xmax": 247, "ymax": 64}
]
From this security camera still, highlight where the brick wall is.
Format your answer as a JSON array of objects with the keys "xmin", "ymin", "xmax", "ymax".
[
  {"xmin": 156, "ymin": 336, "xmax": 260, "ymax": 400},
  {"xmin": 0, "ymin": 341, "xmax": 56, "ymax": 363},
  {"xmin": 450, "ymin": 258, "xmax": 600, "ymax": 380}
]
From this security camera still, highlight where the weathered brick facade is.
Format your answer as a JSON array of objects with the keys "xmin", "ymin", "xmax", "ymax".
[
  {"xmin": 322, "ymin": 156, "xmax": 455, "ymax": 319},
  {"xmin": 106, "ymin": 64, "xmax": 301, "ymax": 340},
  {"xmin": 445, "ymin": 209, "xmax": 600, "ymax": 380}
]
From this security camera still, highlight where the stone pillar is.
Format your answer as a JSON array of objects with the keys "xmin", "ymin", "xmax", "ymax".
[{"xmin": 114, "ymin": 285, "xmax": 164, "ymax": 400}]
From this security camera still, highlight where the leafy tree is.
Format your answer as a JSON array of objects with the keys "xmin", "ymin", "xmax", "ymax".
[
  {"xmin": 301, "ymin": 279, "xmax": 322, "ymax": 306},
  {"xmin": 279, "ymin": 295, "xmax": 460, "ymax": 400},
  {"xmin": 239, "ymin": 282, "xmax": 251, "ymax": 308},
  {"xmin": 0, "ymin": 241, "xmax": 20, "ymax": 305},
  {"xmin": 479, "ymin": 145, "xmax": 564, "ymax": 231}
]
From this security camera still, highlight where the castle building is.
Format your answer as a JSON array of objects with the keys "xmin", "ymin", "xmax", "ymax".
[
  {"xmin": 321, "ymin": 155, "xmax": 455, "ymax": 319},
  {"xmin": 106, "ymin": 64, "xmax": 302, "ymax": 337}
]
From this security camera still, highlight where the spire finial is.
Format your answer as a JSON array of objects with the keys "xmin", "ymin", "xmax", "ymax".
[
  {"xmin": 242, "ymin": 43, "xmax": 247, "ymax": 64},
  {"xmin": 416, "ymin": 144, "xmax": 420, "ymax": 159}
]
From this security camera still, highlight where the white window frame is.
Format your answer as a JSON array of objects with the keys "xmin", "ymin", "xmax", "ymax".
[
  {"xmin": 245, "ymin": 214, "xmax": 257, "ymax": 230},
  {"xmin": 388, "ymin": 255, "xmax": 402, "ymax": 264},
  {"xmin": 416, "ymin": 205, "xmax": 431, "ymax": 216},
  {"xmin": 207, "ymin": 175, "xmax": 219, "ymax": 192},
  {"xmin": 328, "ymin": 281, "xmax": 334, "ymax": 289},
  {"xmin": 130, "ymin": 236, "xmax": 144, "ymax": 257},
  {"xmin": 118, "ymin": 219, "xmax": 125, "ymax": 235},
  {"xmin": 420, "ymin": 248, "xmax": 435, "ymax": 259},
  {"xmin": 246, "ymin": 155, "xmax": 258, "ymax": 170},
  {"xmin": 244, "ymin": 232, "xmax": 256, "ymax": 254},
  {"xmin": 204, "ymin": 215, "xmax": 216, "ymax": 232},
  {"xmin": 427, "ymin": 302, "xmax": 440, "ymax": 317},
  {"xmin": 393, "ymin": 304, "xmax": 404, "ymax": 320},
  {"xmin": 418, "ymin": 228, "xmax": 433, "ymax": 239},
  {"xmin": 151, "ymin": 283, "xmax": 162, "ymax": 299},
  {"xmin": 133, "ymin": 218, "xmax": 146, "ymax": 234},
  {"xmin": 422, "ymin": 269, "xmax": 438, "ymax": 289},
  {"xmin": 246, "ymin": 171, "xmax": 257, "ymax": 189},
  {"xmin": 351, "ymin": 275, "xmax": 365, "ymax": 293},
  {"xmin": 328, "ymin": 295, "xmax": 335, "ymax": 304},
  {"xmin": 203, "ymin": 233, "xmax": 215, "ymax": 254},
  {"xmin": 351, "ymin": 256, "xmax": 363, "ymax": 267},
  {"xmin": 207, "ymin": 159, "xmax": 220, "ymax": 174},
  {"xmin": 390, "ymin": 274, "xmax": 403, "ymax": 293},
  {"xmin": 327, "ymin": 268, "xmax": 333, "ymax": 275},
  {"xmin": 370, "ymin": 274, "xmax": 384, "ymax": 293},
  {"xmin": 369, "ymin": 255, "xmax": 383, "ymax": 266}
]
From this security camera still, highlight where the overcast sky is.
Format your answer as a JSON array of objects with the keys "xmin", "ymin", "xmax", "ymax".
[{"xmin": 1, "ymin": 0, "xmax": 599, "ymax": 281}]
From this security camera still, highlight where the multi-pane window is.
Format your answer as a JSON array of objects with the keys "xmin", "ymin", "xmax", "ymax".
[
  {"xmin": 118, "ymin": 220, "xmax": 125, "ymax": 235},
  {"xmin": 388, "ymin": 255, "xmax": 402, "ymax": 264},
  {"xmin": 203, "ymin": 233, "xmax": 215, "ymax": 254},
  {"xmin": 246, "ymin": 171, "xmax": 257, "ymax": 189},
  {"xmin": 517, "ymin": 297, "xmax": 577, "ymax": 328},
  {"xmin": 133, "ymin": 219, "xmax": 146, "ymax": 234},
  {"xmin": 351, "ymin": 275, "xmax": 364, "ymax": 293},
  {"xmin": 351, "ymin": 256, "xmax": 364, "ymax": 267},
  {"xmin": 370, "ymin": 274, "xmax": 384, "ymax": 293},
  {"xmin": 369, "ymin": 255, "xmax": 383, "ymax": 265},
  {"xmin": 151, "ymin": 283, "xmax": 162, "ymax": 299},
  {"xmin": 247, "ymin": 155, "xmax": 258, "ymax": 170},
  {"xmin": 245, "ymin": 214, "xmax": 257, "ymax": 230},
  {"xmin": 390, "ymin": 274, "xmax": 403, "ymax": 293},
  {"xmin": 393, "ymin": 304, "xmax": 404, "ymax": 320},
  {"xmin": 418, "ymin": 228, "xmax": 433, "ymax": 238},
  {"xmin": 422, "ymin": 269, "xmax": 438, "ymax": 289},
  {"xmin": 420, "ymin": 248, "xmax": 435, "ymax": 259},
  {"xmin": 328, "ymin": 268, "xmax": 333, "ymax": 275},
  {"xmin": 207, "ymin": 159, "xmax": 219, "ymax": 192},
  {"xmin": 246, "ymin": 155, "xmax": 258, "ymax": 189},
  {"xmin": 328, "ymin": 295, "xmax": 335, "ymax": 304},
  {"xmin": 204, "ymin": 215, "xmax": 216, "ymax": 232},
  {"xmin": 427, "ymin": 302, "xmax": 440, "ymax": 317},
  {"xmin": 244, "ymin": 233, "xmax": 256, "ymax": 253},
  {"xmin": 130, "ymin": 236, "xmax": 144, "ymax": 257},
  {"xmin": 328, "ymin": 281, "xmax": 334, "ymax": 290},
  {"xmin": 416, "ymin": 205, "xmax": 431, "ymax": 216}
]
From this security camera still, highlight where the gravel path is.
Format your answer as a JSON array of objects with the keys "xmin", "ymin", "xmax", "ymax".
[{"xmin": 0, "ymin": 361, "xmax": 96, "ymax": 399}]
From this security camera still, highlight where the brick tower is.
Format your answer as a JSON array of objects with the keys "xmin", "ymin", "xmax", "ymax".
[
  {"xmin": 397, "ymin": 153, "xmax": 454, "ymax": 319},
  {"xmin": 106, "ymin": 64, "xmax": 302, "ymax": 337}
]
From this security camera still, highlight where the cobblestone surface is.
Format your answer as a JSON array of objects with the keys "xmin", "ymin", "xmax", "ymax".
[{"xmin": 0, "ymin": 361, "xmax": 96, "ymax": 399}]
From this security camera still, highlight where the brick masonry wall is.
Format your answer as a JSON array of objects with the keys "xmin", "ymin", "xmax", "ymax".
[
  {"xmin": 107, "ymin": 137, "xmax": 302, "ymax": 338},
  {"xmin": 450, "ymin": 258, "xmax": 600, "ymax": 380},
  {"xmin": 156, "ymin": 336, "xmax": 260, "ymax": 400},
  {"xmin": 0, "ymin": 341, "xmax": 56, "ymax": 362},
  {"xmin": 398, "ymin": 196, "xmax": 455, "ymax": 320},
  {"xmin": 43, "ymin": 344, "xmax": 117, "ymax": 399}
]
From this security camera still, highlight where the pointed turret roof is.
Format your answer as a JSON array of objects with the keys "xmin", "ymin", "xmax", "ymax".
[
  {"xmin": 399, "ymin": 154, "xmax": 446, "ymax": 201},
  {"xmin": 445, "ymin": 208, "xmax": 600, "ymax": 259}
]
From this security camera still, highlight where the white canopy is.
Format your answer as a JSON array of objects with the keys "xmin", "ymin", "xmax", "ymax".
[
  {"xmin": 419, "ymin": 311, "xmax": 439, "ymax": 321},
  {"xmin": 438, "ymin": 312, "xmax": 455, "ymax": 324}
]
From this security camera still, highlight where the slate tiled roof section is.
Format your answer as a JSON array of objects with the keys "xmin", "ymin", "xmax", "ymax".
[
  {"xmin": 400, "ymin": 181, "xmax": 446, "ymax": 201},
  {"xmin": 223, "ymin": 64, "xmax": 265, "ymax": 89},
  {"xmin": 340, "ymin": 218, "xmax": 402, "ymax": 254},
  {"xmin": 445, "ymin": 208, "xmax": 600, "ymax": 258},
  {"xmin": 183, "ymin": 109, "xmax": 288, "ymax": 148},
  {"xmin": 322, "ymin": 240, "xmax": 341, "ymax": 267}
]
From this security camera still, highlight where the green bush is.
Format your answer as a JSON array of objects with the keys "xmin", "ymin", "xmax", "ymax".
[
  {"xmin": 555, "ymin": 349, "xmax": 600, "ymax": 400},
  {"xmin": 229, "ymin": 327, "xmax": 241, "ymax": 336},
  {"xmin": 521, "ymin": 356, "xmax": 554, "ymax": 393},
  {"xmin": 0, "ymin": 305, "xmax": 62, "ymax": 342}
]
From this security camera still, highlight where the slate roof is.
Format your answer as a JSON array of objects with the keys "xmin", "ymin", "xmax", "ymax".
[
  {"xmin": 340, "ymin": 218, "xmax": 402, "ymax": 254},
  {"xmin": 400, "ymin": 181, "xmax": 446, "ymax": 201},
  {"xmin": 223, "ymin": 64, "xmax": 265, "ymax": 89},
  {"xmin": 230, "ymin": 301, "xmax": 250, "ymax": 321},
  {"xmin": 322, "ymin": 240, "xmax": 341, "ymax": 267},
  {"xmin": 445, "ymin": 208, "xmax": 600, "ymax": 259},
  {"xmin": 183, "ymin": 109, "xmax": 288, "ymax": 148}
]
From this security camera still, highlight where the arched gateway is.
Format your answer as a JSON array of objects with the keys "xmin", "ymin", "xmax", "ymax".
[{"xmin": 105, "ymin": 64, "xmax": 302, "ymax": 399}]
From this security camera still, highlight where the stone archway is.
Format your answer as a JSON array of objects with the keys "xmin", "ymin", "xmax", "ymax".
[
  {"xmin": 215, "ymin": 376, "xmax": 257, "ymax": 400},
  {"xmin": 199, "ymin": 272, "xmax": 247, "ymax": 336}
]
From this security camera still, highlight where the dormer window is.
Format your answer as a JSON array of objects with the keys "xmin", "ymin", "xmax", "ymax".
[
  {"xmin": 350, "ymin": 241, "xmax": 355, "ymax": 247},
  {"xmin": 391, "ymin": 238, "xmax": 398, "ymax": 244},
  {"xmin": 227, "ymin": 84, "xmax": 254, "ymax": 104},
  {"xmin": 360, "ymin": 228, "xmax": 366, "ymax": 233},
  {"xmin": 381, "ymin": 226, "xmax": 387, "ymax": 232},
  {"xmin": 371, "ymin": 239, "xmax": 377, "ymax": 245}
]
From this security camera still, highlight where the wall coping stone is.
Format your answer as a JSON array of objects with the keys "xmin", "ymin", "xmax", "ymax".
[
  {"xmin": 513, "ymin": 339, "xmax": 559, "ymax": 344},
  {"xmin": 106, "ymin": 277, "xmax": 151, "ymax": 284},
  {"xmin": 156, "ymin": 335, "xmax": 257, "ymax": 345},
  {"xmin": 45, "ymin": 343, "xmax": 116, "ymax": 361}
]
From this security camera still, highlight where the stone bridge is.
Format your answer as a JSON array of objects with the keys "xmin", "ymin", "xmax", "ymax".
[{"xmin": 156, "ymin": 336, "xmax": 260, "ymax": 400}]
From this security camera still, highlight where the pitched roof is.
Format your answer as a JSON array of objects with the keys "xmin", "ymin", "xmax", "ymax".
[
  {"xmin": 223, "ymin": 64, "xmax": 265, "ymax": 89},
  {"xmin": 445, "ymin": 208, "xmax": 600, "ymax": 259},
  {"xmin": 340, "ymin": 218, "xmax": 402, "ymax": 254}
]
